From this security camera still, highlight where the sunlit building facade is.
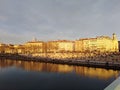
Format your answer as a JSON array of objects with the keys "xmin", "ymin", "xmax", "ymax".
[
  {"xmin": 0, "ymin": 33, "xmax": 119, "ymax": 54},
  {"xmin": 24, "ymin": 39, "xmax": 46, "ymax": 54},
  {"xmin": 47, "ymin": 40, "xmax": 74, "ymax": 53},
  {"xmin": 75, "ymin": 33, "xmax": 119, "ymax": 53},
  {"xmin": 0, "ymin": 44, "xmax": 16, "ymax": 54},
  {"xmin": 46, "ymin": 41, "xmax": 58, "ymax": 53},
  {"xmin": 0, "ymin": 43, "xmax": 6, "ymax": 53}
]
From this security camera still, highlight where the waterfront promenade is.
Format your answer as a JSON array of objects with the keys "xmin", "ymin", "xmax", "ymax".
[{"xmin": 0, "ymin": 52, "xmax": 120, "ymax": 70}]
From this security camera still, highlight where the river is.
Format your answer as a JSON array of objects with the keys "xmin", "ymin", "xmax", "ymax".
[{"xmin": 0, "ymin": 59, "xmax": 119, "ymax": 90}]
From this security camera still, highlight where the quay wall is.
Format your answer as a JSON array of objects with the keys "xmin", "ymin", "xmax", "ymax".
[{"xmin": 0, "ymin": 52, "xmax": 120, "ymax": 70}]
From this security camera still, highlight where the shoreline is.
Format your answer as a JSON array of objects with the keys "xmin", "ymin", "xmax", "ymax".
[{"xmin": 0, "ymin": 53, "xmax": 120, "ymax": 70}]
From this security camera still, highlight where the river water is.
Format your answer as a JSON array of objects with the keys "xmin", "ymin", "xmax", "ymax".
[{"xmin": 0, "ymin": 59, "xmax": 119, "ymax": 90}]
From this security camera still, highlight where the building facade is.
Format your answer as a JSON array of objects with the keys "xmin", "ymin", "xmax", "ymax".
[
  {"xmin": 24, "ymin": 39, "xmax": 46, "ymax": 54},
  {"xmin": 46, "ymin": 41, "xmax": 58, "ymax": 53},
  {"xmin": 118, "ymin": 41, "xmax": 120, "ymax": 52},
  {"xmin": 0, "ymin": 33, "xmax": 119, "ymax": 54},
  {"xmin": 75, "ymin": 33, "xmax": 119, "ymax": 53},
  {"xmin": 47, "ymin": 40, "xmax": 74, "ymax": 53}
]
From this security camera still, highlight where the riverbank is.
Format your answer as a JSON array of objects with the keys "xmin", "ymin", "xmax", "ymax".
[{"xmin": 0, "ymin": 53, "xmax": 120, "ymax": 70}]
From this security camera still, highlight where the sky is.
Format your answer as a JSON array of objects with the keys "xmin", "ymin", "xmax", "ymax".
[{"xmin": 0, "ymin": 0, "xmax": 120, "ymax": 44}]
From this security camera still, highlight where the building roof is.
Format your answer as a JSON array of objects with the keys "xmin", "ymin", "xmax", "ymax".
[
  {"xmin": 96, "ymin": 36, "xmax": 111, "ymax": 39},
  {"xmin": 26, "ymin": 41, "xmax": 44, "ymax": 43},
  {"xmin": 48, "ymin": 40, "xmax": 74, "ymax": 43},
  {"xmin": 77, "ymin": 35, "xmax": 112, "ymax": 41}
]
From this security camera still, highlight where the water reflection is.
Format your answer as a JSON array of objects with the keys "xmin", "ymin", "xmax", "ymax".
[{"xmin": 0, "ymin": 59, "xmax": 119, "ymax": 80}]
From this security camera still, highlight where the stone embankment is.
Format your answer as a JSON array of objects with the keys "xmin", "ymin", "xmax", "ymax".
[{"xmin": 0, "ymin": 52, "xmax": 120, "ymax": 70}]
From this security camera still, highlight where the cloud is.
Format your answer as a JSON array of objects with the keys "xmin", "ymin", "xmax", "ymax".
[
  {"xmin": 0, "ymin": 0, "xmax": 120, "ymax": 43},
  {"xmin": 0, "ymin": 15, "xmax": 7, "ymax": 21}
]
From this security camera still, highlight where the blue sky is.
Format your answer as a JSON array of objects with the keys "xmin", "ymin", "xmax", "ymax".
[{"xmin": 0, "ymin": 0, "xmax": 120, "ymax": 44}]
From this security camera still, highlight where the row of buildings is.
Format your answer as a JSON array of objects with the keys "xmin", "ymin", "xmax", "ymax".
[{"xmin": 0, "ymin": 33, "xmax": 119, "ymax": 54}]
